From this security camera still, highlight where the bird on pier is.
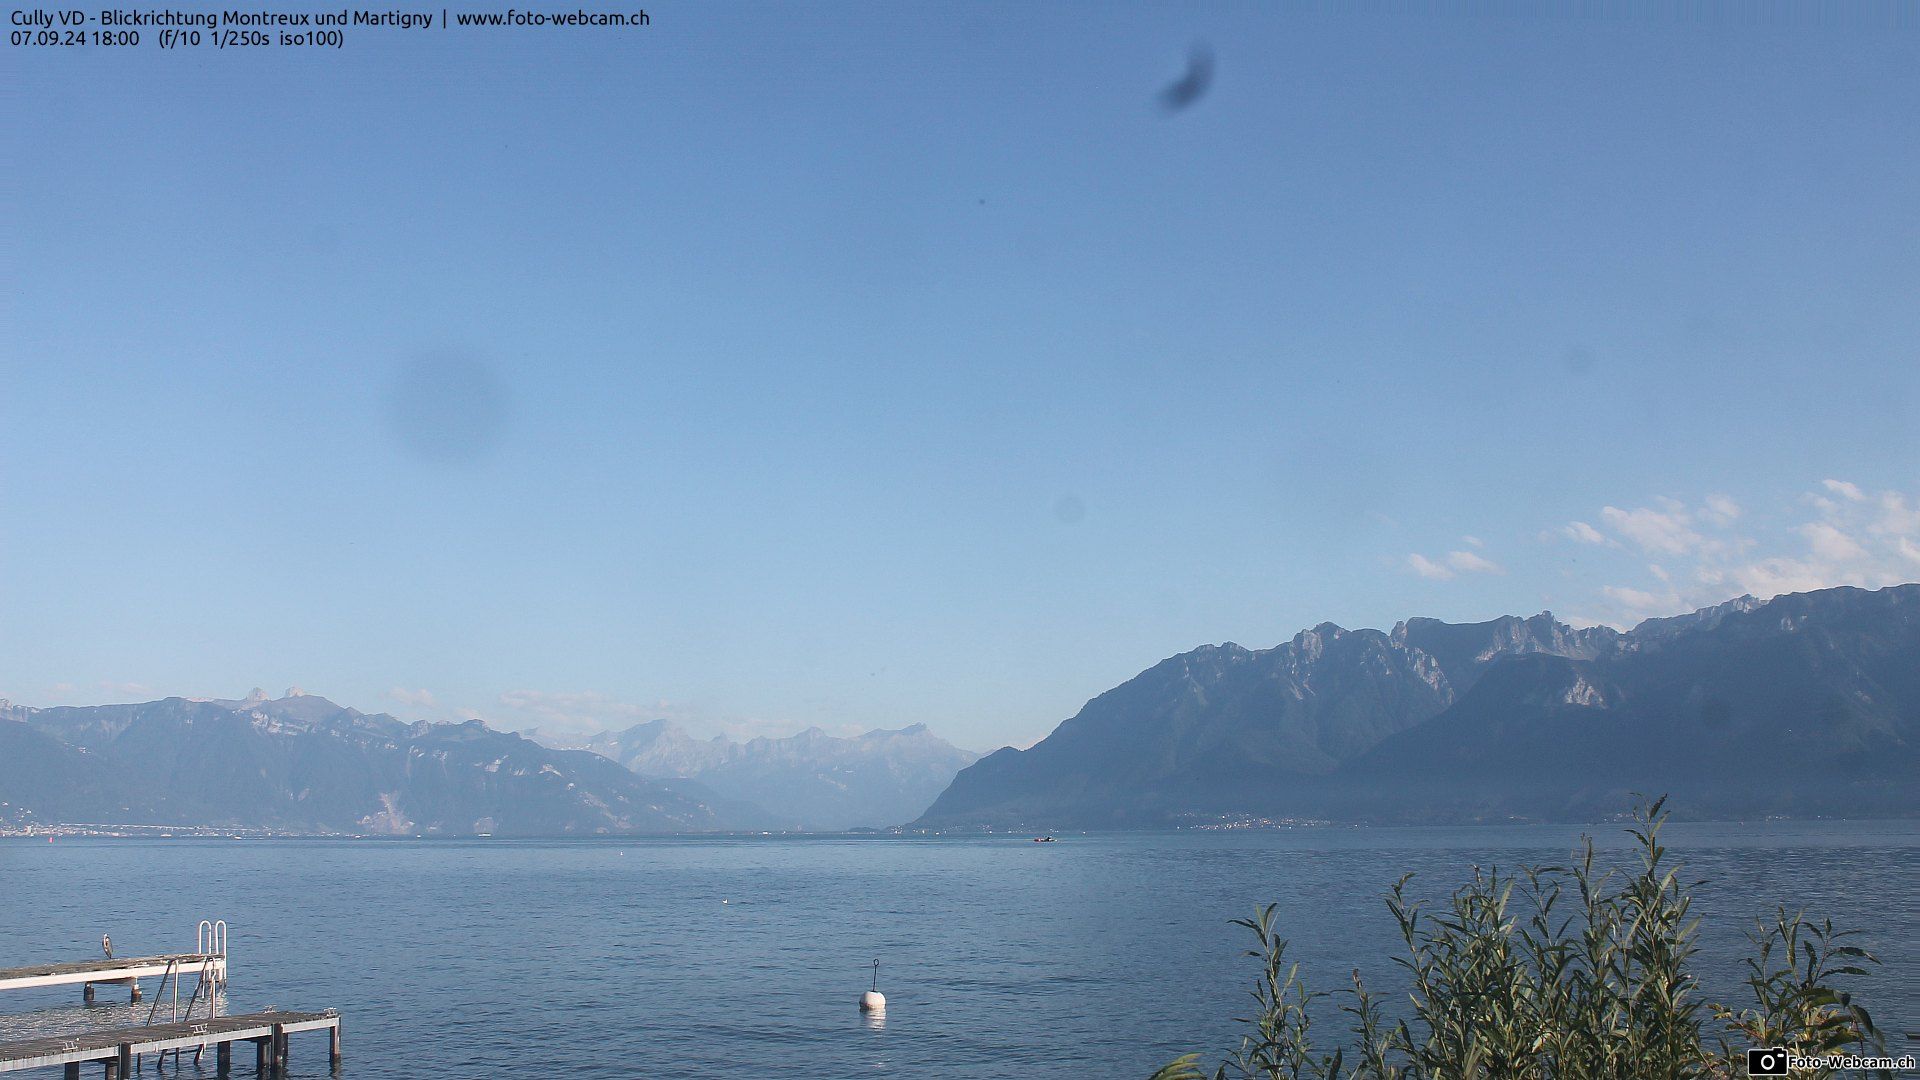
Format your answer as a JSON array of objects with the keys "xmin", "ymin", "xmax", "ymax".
[{"xmin": 102, "ymin": 935, "xmax": 113, "ymax": 959}]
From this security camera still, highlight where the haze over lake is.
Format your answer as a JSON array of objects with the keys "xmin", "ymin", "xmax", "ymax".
[{"xmin": 4, "ymin": 823, "xmax": 1914, "ymax": 1078}]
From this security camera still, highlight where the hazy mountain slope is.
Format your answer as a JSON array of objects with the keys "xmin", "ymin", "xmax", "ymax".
[
  {"xmin": 1, "ymin": 691, "xmax": 754, "ymax": 834},
  {"xmin": 591, "ymin": 720, "xmax": 979, "ymax": 829},
  {"xmin": 933, "ymin": 629, "xmax": 1450, "ymax": 827},
  {"xmin": 915, "ymin": 584, "xmax": 1920, "ymax": 828},
  {"xmin": 917, "ymin": 610, "xmax": 1617, "ymax": 827},
  {"xmin": 585, "ymin": 719, "xmax": 733, "ymax": 777},
  {"xmin": 0, "ymin": 718, "xmax": 131, "ymax": 824}
]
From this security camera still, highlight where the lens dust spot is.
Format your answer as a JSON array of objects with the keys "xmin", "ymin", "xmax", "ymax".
[
  {"xmin": 1563, "ymin": 346, "xmax": 1598, "ymax": 376},
  {"xmin": 387, "ymin": 353, "xmax": 510, "ymax": 466},
  {"xmin": 1053, "ymin": 495, "xmax": 1087, "ymax": 525},
  {"xmin": 1157, "ymin": 44, "xmax": 1215, "ymax": 114},
  {"xmin": 308, "ymin": 224, "xmax": 341, "ymax": 256}
]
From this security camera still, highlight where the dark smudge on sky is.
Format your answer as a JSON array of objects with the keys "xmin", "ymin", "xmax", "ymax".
[{"xmin": 1158, "ymin": 45, "xmax": 1214, "ymax": 113}]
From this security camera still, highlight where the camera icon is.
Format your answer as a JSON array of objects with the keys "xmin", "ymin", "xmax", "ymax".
[{"xmin": 1746, "ymin": 1047, "xmax": 1789, "ymax": 1076}]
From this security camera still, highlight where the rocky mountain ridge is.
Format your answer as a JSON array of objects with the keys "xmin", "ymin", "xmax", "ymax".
[{"xmin": 915, "ymin": 585, "xmax": 1919, "ymax": 828}]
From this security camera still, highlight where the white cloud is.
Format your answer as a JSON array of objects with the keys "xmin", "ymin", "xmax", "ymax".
[
  {"xmin": 1445, "ymin": 550, "xmax": 1503, "ymax": 575},
  {"xmin": 1413, "ymin": 483, "xmax": 1913, "ymax": 621},
  {"xmin": 1562, "ymin": 521, "xmax": 1611, "ymax": 545},
  {"xmin": 1871, "ymin": 491, "xmax": 1920, "ymax": 537},
  {"xmin": 385, "ymin": 687, "xmax": 438, "ymax": 709},
  {"xmin": 1701, "ymin": 494, "xmax": 1741, "ymax": 525},
  {"xmin": 1573, "ymin": 483, "xmax": 1920, "ymax": 626},
  {"xmin": 1769, "ymin": 484, "xmax": 1920, "ymax": 593},
  {"xmin": 1899, "ymin": 537, "xmax": 1920, "ymax": 566},
  {"xmin": 1600, "ymin": 504, "xmax": 1706, "ymax": 556},
  {"xmin": 1600, "ymin": 585, "xmax": 1682, "ymax": 622},
  {"xmin": 1823, "ymin": 479, "xmax": 1866, "ymax": 501},
  {"xmin": 1407, "ymin": 549, "xmax": 1502, "ymax": 581},
  {"xmin": 1799, "ymin": 522, "xmax": 1867, "ymax": 563},
  {"xmin": 1728, "ymin": 557, "xmax": 1841, "ymax": 599},
  {"xmin": 1461, "ymin": 535, "xmax": 1485, "ymax": 548}
]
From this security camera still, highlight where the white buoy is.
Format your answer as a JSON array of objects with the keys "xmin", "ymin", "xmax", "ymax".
[{"xmin": 859, "ymin": 959, "xmax": 886, "ymax": 1013}]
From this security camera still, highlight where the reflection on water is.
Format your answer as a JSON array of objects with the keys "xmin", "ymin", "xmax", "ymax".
[
  {"xmin": 0, "ymin": 824, "xmax": 1913, "ymax": 1078},
  {"xmin": 0, "ymin": 989, "xmax": 231, "ymax": 1042}
]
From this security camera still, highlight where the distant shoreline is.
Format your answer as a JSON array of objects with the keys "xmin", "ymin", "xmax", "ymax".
[{"xmin": 7, "ymin": 815, "xmax": 1916, "ymax": 841}]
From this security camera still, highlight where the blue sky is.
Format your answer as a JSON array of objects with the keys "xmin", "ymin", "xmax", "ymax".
[{"xmin": 5, "ymin": 3, "xmax": 1917, "ymax": 749}]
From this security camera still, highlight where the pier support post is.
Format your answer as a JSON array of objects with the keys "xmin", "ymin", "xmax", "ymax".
[
  {"xmin": 64, "ymin": 1063, "xmax": 80, "ymax": 1080},
  {"xmin": 83, "ymin": 981, "xmax": 95, "ymax": 1003},
  {"xmin": 329, "ymin": 1021, "xmax": 342, "ymax": 1069},
  {"xmin": 102, "ymin": 1058, "xmax": 118, "ymax": 1080},
  {"xmin": 217, "ymin": 1040, "xmax": 232, "ymax": 1075},
  {"xmin": 129, "ymin": 978, "xmax": 141, "ymax": 1003},
  {"xmin": 117, "ymin": 1045, "xmax": 132, "ymax": 1076},
  {"xmin": 272, "ymin": 1024, "xmax": 287, "ymax": 1072},
  {"xmin": 254, "ymin": 1038, "xmax": 269, "ymax": 1076}
]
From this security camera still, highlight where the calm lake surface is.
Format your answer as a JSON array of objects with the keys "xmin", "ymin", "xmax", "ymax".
[{"xmin": 2, "ymin": 821, "xmax": 1915, "ymax": 1078}]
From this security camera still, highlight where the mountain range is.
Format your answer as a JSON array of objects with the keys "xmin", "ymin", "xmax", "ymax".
[
  {"xmin": 914, "ymin": 584, "xmax": 1920, "ymax": 828},
  {"xmin": 0, "ymin": 689, "xmax": 980, "ymax": 835},
  {"xmin": 0, "ymin": 690, "xmax": 759, "ymax": 834},
  {"xmin": 568, "ymin": 720, "xmax": 979, "ymax": 830},
  {"xmin": 7, "ymin": 584, "xmax": 1913, "ymax": 835}
]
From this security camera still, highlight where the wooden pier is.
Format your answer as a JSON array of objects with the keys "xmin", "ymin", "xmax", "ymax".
[
  {"xmin": 2, "ymin": 923, "xmax": 341, "ymax": 1076},
  {"xmin": 0, "ymin": 1009, "xmax": 339, "ymax": 1076},
  {"xmin": 0, "ymin": 955, "xmax": 225, "ymax": 1001}
]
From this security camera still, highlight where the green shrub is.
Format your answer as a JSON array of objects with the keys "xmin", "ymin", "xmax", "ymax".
[{"xmin": 1153, "ymin": 798, "xmax": 1891, "ymax": 1080}]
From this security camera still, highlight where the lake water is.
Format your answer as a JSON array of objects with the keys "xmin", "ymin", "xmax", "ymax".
[{"xmin": 2, "ymin": 821, "xmax": 1914, "ymax": 1078}]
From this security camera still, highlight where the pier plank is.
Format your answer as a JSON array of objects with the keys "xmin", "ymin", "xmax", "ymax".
[
  {"xmin": 0, "ymin": 955, "xmax": 225, "ymax": 993},
  {"xmin": 0, "ymin": 1010, "xmax": 337, "ymax": 1072}
]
